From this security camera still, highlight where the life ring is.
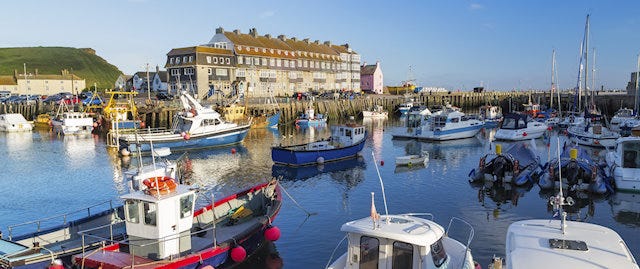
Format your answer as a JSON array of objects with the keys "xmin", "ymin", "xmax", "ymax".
[{"xmin": 143, "ymin": 176, "xmax": 177, "ymax": 195}]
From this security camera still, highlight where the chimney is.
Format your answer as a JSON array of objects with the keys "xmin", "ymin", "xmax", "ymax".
[
  {"xmin": 156, "ymin": 65, "xmax": 159, "ymax": 73},
  {"xmin": 215, "ymin": 27, "xmax": 224, "ymax": 34},
  {"xmin": 249, "ymin": 28, "xmax": 258, "ymax": 37},
  {"xmin": 343, "ymin": 43, "xmax": 350, "ymax": 49},
  {"xmin": 291, "ymin": 37, "xmax": 297, "ymax": 42},
  {"xmin": 233, "ymin": 29, "xmax": 241, "ymax": 34},
  {"xmin": 324, "ymin": 41, "xmax": 332, "ymax": 46},
  {"xmin": 314, "ymin": 40, "xmax": 320, "ymax": 44},
  {"xmin": 303, "ymin": 38, "xmax": 310, "ymax": 43},
  {"xmin": 278, "ymin": 34, "xmax": 286, "ymax": 41},
  {"xmin": 265, "ymin": 34, "xmax": 271, "ymax": 39}
]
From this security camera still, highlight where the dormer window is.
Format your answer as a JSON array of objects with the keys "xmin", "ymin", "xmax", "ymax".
[{"xmin": 237, "ymin": 45, "xmax": 242, "ymax": 51}]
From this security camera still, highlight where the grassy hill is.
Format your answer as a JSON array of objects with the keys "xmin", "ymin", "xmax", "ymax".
[{"xmin": 0, "ymin": 47, "xmax": 122, "ymax": 90}]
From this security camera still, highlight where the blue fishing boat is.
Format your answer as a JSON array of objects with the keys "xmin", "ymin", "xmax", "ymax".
[
  {"xmin": 538, "ymin": 143, "xmax": 613, "ymax": 194},
  {"xmin": 118, "ymin": 91, "xmax": 250, "ymax": 153},
  {"xmin": 294, "ymin": 107, "xmax": 326, "ymax": 126},
  {"xmin": 271, "ymin": 123, "xmax": 366, "ymax": 166},
  {"xmin": 469, "ymin": 142, "xmax": 541, "ymax": 186}
]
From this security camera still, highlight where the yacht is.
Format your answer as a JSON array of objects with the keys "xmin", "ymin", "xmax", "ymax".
[
  {"xmin": 494, "ymin": 113, "xmax": 548, "ymax": 141},
  {"xmin": 606, "ymin": 136, "xmax": 640, "ymax": 192},
  {"xmin": 394, "ymin": 107, "xmax": 483, "ymax": 141},
  {"xmin": 0, "ymin": 113, "xmax": 33, "ymax": 132}
]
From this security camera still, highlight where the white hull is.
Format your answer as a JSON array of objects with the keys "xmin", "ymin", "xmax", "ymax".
[
  {"xmin": 0, "ymin": 114, "xmax": 33, "ymax": 132},
  {"xmin": 396, "ymin": 154, "xmax": 428, "ymax": 166},
  {"xmin": 611, "ymin": 167, "xmax": 640, "ymax": 192},
  {"xmin": 494, "ymin": 127, "xmax": 546, "ymax": 141},
  {"xmin": 568, "ymin": 125, "xmax": 619, "ymax": 148},
  {"xmin": 418, "ymin": 127, "xmax": 482, "ymax": 141},
  {"xmin": 362, "ymin": 111, "xmax": 388, "ymax": 118}
]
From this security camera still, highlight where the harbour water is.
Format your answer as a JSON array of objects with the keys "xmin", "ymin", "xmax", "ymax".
[{"xmin": 1, "ymin": 119, "xmax": 639, "ymax": 268}]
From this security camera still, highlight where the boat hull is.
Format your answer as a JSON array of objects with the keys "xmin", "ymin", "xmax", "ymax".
[
  {"xmin": 611, "ymin": 167, "xmax": 640, "ymax": 192},
  {"xmin": 271, "ymin": 138, "xmax": 366, "ymax": 166},
  {"xmin": 494, "ymin": 128, "xmax": 546, "ymax": 141},
  {"xmin": 295, "ymin": 118, "xmax": 326, "ymax": 126},
  {"xmin": 121, "ymin": 125, "xmax": 250, "ymax": 152}
]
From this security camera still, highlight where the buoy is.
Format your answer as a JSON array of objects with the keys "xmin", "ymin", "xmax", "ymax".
[
  {"xmin": 522, "ymin": 132, "xmax": 527, "ymax": 137},
  {"xmin": 380, "ymin": 160, "xmax": 384, "ymax": 166},
  {"xmin": 231, "ymin": 148, "xmax": 237, "ymax": 154},
  {"xmin": 93, "ymin": 122, "xmax": 98, "ymax": 128},
  {"xmin": 569, "ymin": 148, "xmax": 578, "ymax": 160},
  {"xmin": 230, "ymin": 246, "xmax": 247, "ymax": 262},
  {"xmin": 184, "ymin": 133, "xmax": 191, "ymax": 140},
  {"xmin": 408, "ymin": 162, "xmax": 412, "ymax": 167},
  {"xmin": 547, "ymin": 126, "xmax": 553, "ymax": 131},
  {"xmin": 317, "ymin": 156, "xmax": 325, "ymax": 164},
  {"xmin": 181, "ymin": 132, "xmax": 186, "ymax": 137},
  {"xmin": 140, "ymin": 121, "xmax": 146, "ymax": 128},
  {"xmin": 495, "ymin": 144, "xmax": 502, "ymax": 155},
  {"xmin": 120, "ymin": 148, "xmax": 130, "ymax": 156},
  {"xmin": 264, "ymin": 226, "xmax": 281, "ymax": 241}
]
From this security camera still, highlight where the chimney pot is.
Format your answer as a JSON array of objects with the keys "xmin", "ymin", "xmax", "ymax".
[
  {"xmin": 291, "ymin": 37, "xmax": 297, "ymax": 41},
  {"xmin": 233, "ymin": 29, "xmax": 240, "ymax": 34},
  {"xmin": 324, "ymin": 41, "xmax": 331, "ymax": 46},
  {"xmin": 278, "ymin": 34, "xmax": 286, "ymax": 41},
  {"xmin": 303, "ymin": 38, "xmax": 310, "ymax": 43},
  {"xmin": 314, "ymin": 40, "xmax": 320, "ymax": 44},
  {"xmin": 265, "ymin": 34, "xmax": 271, "ymax": 39},
  {"xmin": 249, "ymin": 28, "xmax": 258, "ymax": 37},
  {"xmin": 215, "ymin": 27, "xmax": 224, "ymax": 34}
]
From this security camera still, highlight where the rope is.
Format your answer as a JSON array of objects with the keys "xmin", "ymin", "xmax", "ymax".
[
  {"xmin": 279, "ymin": 181, "xmax": 317, "ymax": 216},
  {"xmin": 324, "ymin": 235, "xmax": 347, "ymax": 269}
]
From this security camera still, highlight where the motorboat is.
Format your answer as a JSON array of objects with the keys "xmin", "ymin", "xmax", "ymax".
[
  {"xmin": 33, "ymin": 114, "xmax": 51, "ymax": 129},
  {"xmin": 606, "ymin": 136, "xmax": 640, "ymax": 192},
  {"xmin": 118, "ymin": 91, "xmax": 250, "ymax": 153},
  {"xmin": 393, "ymin": 107, "xmax": 483, "ymax": 141},
  {"xmin": 538, "ymin": 145, "xmax": 612, "ymax": 194},
  {"xmin": 395, "ymin": 151, "xmax": 429, "ymax": 166},
  {"xmin": 0, "ymin": 113, "xmax": 32, "ymax": 132},
  {"xmin": 51, "ymin": 111, "xmax": 94, "ymax": 135},
  {"xmin": 469, "ymin": 143, "xmax": 540, "ymax": 186},
  {"xmin": 295, "ymin": 106, "xmax": 327, "ymax": 126},
  {"xmin": 557, "ymin": 112, "xmax": 585, "ymax": 129},
  {"xmin": 610, "ymin": 108, "xmax": 635, "ymax": 132},
  {"xmin": 479, "ymin": 105, "xmax": 502, "ymax": 126},
  {"xmin": 326, "ymin": 193, "xmax": 477, "ymax": 269},
  {"xmin": 362, "ymin": 105, "xmax": 388, "ymax": 119},
  {"xmin": 568, "ymin": 122, "xmax": 619, "ymax": 148},
  {"xmin": 272, "ymin": 122, "xmax": 366, "ymax": 166},
  {"xmin": 396, "ymin": 100, "xmax": 413, "ymax": 115},
  {"xmin": 494, "ymin": 113, "xmax": 548, "ymax": 141}
]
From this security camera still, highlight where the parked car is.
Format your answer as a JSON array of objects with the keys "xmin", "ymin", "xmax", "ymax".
[
  {"xmin": 43, "ymin": 94, "xmax": 63, "ymax": 104},
  {"xmin": 82, "ymin": 96, "xmax": 102, "ymax": 105}
]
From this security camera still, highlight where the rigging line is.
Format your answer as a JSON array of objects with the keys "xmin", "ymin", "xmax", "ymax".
[
  {"xmin": 371, "ymin": 151, "xmax": 389, "ymax": 219},
  {"xmin": 278, "ymin": 179, "xmax": 317, "ymax": 216}
]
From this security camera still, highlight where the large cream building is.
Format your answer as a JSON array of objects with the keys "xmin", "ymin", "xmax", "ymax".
[
  {"xmin": 0, "ymin": 69, "xmax": 85, "ymax": 95},
  {"xmin": 165, "ymin": 27, "xmax": 361, "ymax": 98}
]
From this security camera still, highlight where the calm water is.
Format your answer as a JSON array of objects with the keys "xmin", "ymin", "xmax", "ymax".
[{"xmin": 0, "ymin": 119, "xmax": 639, "ymax": 268}]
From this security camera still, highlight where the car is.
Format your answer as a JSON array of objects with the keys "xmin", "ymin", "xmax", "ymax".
[
  {"xmin": 82, "ymin": 96, "xmax": 102, "ymax": 105},
  {"xmin": 156, "ymin": 92, "xmax": 174, "ymax": 101},
  {"xmin": 43, "ymin": 94, "xmax": 63, "ymax": 104}
]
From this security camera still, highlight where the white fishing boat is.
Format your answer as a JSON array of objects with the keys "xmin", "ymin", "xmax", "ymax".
[
  {"xmin": 395, "ymin": 151, "xmax": 428, "ymax": 166},
  {"xmin": 397, "ymin": 100, "xmax": 414, "ymax": 115},
  {"xmin": 51, "ymin": 111, "xmax": 94, "ymax": 135},
  {"xmin": 0, "ymin": 113, "xmax": 32, "ymax": 132},
  {"xmin": 362, "ymin": 105, "xmax": 388, "ymax": 118},
  {"xmin": 479, "ymin": 105, "xmax": 502, "ymax": 126},
  {"xmin": 568, "ymin": 122, "xmax": 619, "ymax": 148},
  {"xmin": 393, "ymin": 106, "xmax": 483, "ymax": 141},
  {"xmin": 606, "ymin": 136, "xmax": 640, "ymax": 192},
  {"xmin": 494, "ymin": 113, "xmax": 548, "ymax": 141}
]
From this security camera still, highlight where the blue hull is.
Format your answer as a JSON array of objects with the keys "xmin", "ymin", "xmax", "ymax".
[
  {"xmin": 268, "ymin": 112, "xmax": 281, "ymax": 128},
  {"xmin": 295, "ymin": 118, "xmax": 326, "ymax": 126},
  {"xmin": 123, "ymin": 126, "xmax": 250, "ymax": 152},
  {"xmin": 271, "ymin": 138, "xmax": 366, "ymax": 166}
]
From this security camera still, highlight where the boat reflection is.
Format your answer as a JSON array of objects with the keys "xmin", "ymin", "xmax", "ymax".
[
  {"xmin": 609, "ymin": 192, "xmax": 640, "ymax": 227},
  {"xmin": 1, "ymin": 132, "xmax": 33, "ymax": 152},
  {"xmin": 272, "ymin": 156, "xmax": 366, "ymax": 183},
  {"xmin": 538, "ymin": 189, "xmax": 602, "ymax": 221},
  {"xmin": 471, "ymin": 180, "xmax": 534, "ymax": 219}
]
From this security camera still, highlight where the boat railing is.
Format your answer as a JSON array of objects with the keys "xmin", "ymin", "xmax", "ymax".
[
  {"xmin": 6, "ymin": 200, "xmax": 118, "ymax": 241},
  {"xmin": 400, "ymin": 212, "xmax": 435, "ymax": 221},
  {"xmin": 446, "ymin": 217, "xmax": 475, "ymax": 269}
]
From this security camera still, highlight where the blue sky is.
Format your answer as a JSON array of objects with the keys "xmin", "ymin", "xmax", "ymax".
[{"xmin": 2, "ymin": 0, "xmax": 640, "ymax": 91}]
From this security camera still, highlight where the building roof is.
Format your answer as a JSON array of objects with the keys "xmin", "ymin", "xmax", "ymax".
[
  {"xmin": 22, "ymin": 74, "xmax": 83, "ymax": 80},
  {"xmin": 167, "ymin": 46, "xmax": 234, "ymax": 56},
  {"xmin": 361, "ymin": 64, "xmax": 378, "ymax": 75},
  {"xmin": 0, "ymin": 76, "xmax": 17, "ymax": 85}
]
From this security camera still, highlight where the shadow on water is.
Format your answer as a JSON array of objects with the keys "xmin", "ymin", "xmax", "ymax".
[{"xmin": 272, "ymin": 156, "xmax": 366, "ymax": 183}]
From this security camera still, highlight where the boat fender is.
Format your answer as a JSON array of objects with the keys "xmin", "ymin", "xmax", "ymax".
[
  {"xmin": 184, "ymin": 132, "xmax": 191, "ymax": 140},
  {"xmin": 591, "ymin": 166, "xmax": 597, "ymax": 182},
  {"xmin": 479, "ymin": 157, "xmax": 486, "ymax": 168},
  {"xmin": 120, "ymin": 147, "xmax": 130, "ymax": 157},
  {"xmin": 317, "ymin": 157, "xmax": 325, "ymax": 164},
  {"xmin": 264, "ymin": 225, "xmax": 281, "ymax": 241},
  {"xmin": 231, "ymin": 246, "xmax": 247, "ymax": 262},
  {"xmin": 513, "ymin": 160, "xmax": 520, "ymax": 175}
]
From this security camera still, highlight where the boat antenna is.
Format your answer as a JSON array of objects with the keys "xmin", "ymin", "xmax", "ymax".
[
  {"xmin": 371, "ymin": 151, "xmax": 389, "ymax": 223},
  {"xmin": 550, "ymin": 137, "xmax": 574, "ymax": 234}
]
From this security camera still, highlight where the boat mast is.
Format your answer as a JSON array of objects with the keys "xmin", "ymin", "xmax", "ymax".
[
  {"xmin": 584, "ymin": 14, "xmax": 590, "ymax": 110},
  {"xmin": 551, "ymin": 50, "xmax": 556, "ymax": 110},
  {"xmin": 591, "ymin": 48, "xmax": 596, "ymax": 110},
  {"xmin": 635, "ymin": 54, "xmax": 639, "ymax": 114}
]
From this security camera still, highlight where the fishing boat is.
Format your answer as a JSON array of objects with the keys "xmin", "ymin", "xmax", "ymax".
[
  {"xmin": 362, "ymin": 105, "xmax": 388, "ymax": 119},
  {"xmin": 538, "ymin": 145, "xmax": 611, "ymax": 194},
  {"xmin": 469, "ymin": 143, "xmax": 540, "ymax": 186},
  {"xmin": 395, "ymin": 151, "xmax": 429, "ymax": 166},
  {"xmin": 71, "ymin": 178, "xmax": 281, "ymax": 269},
  {"xmin": 51, "ymin": 102, "xmax": 94, "ymax": 135},
  {"xmin": 494, "ymin": 113, "xmax": 548, "ymax": 141},
  {"xmin": 479, "ymin": 105, "xmax": 502, "ymax": 126},
  {"xmin": 326, "ymin": 192, "xmax": 476, "ymax": 269},
  {"xmin": 393, "ymin": 106, "xmax": 484, "ymax": 141},
  {"xmin": 0, "ymin": 113, "xmax": 32, "ymax": 132},
  {"xmin": 295, "ymin": 106, "xmax": 327, "ymax": 126},
  {"xmin": 271, "ymin": 122, "xmax": 366, "ymax": 166},
  {"xmin": 252, "ymin": 110, "xmax": 281, "ymax": 128},
  {"xmin": 567, "ymin": 121, "xmax": 619, "ymax": 148},
  {"xmin": 396, "ymin": 100, "xmax": 414, "ymax": 115},
  {"xmin": 33, "ymin": 114, "xmax": 52, "ymax": 129},
  {"xmin": 118, "ymin": 91, "xmax": 250, "ymax": 153},
  {"xmin": 606, "ymin": 136, "xmax": 640, "ymax": 192}
]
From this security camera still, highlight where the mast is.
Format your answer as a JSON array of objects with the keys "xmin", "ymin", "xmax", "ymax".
[
  {"xmin": 551, "ymin": 50, "xmax": 556, "ymax": 110},
  {"xmin": 583, "ymin": 14, "xmax": 590, "ymax": 112},
  {"xmin": 591, "ymin": 48, "xmax": 596, "ymax": 109},
  {"xmin": 635, "ymin": 54, "xmax": 640, "ymax": 114}
]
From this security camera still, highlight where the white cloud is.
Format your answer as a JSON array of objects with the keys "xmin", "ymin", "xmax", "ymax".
[
  {"xmin": 260, "ymin": 10, "xmax": 276, "ymax": 19},
  {"xmin": 469, "ymin": 3, "xmax": 484, "ymax": 10}
]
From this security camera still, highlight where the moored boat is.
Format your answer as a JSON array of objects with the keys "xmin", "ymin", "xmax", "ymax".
[
  {"xmin": 479, "ymin": 105, "xmax": 502, "ymax": 126},
  {"xmin": 295, "ymin": 106, "xmax": 327, "ymax": 126},
  {"xmin": 606, "ymin": 136, "xmax": 640, "ymax": 192},
  {"xmin": 0, "ymin": 113, "xmax": 32, "ymax": 132},
  {"xmin": 494, "ymin": 113, "xmax": 548, "ymax": 141},
  {"xmin": 51, "ymin": 111, "xmax": 94, "ymax": 136},
  {"xmin": 538, "ymin": 145, "xmax": 612, "ymax": 194},
  {"xmin": 568, "ymin": 122, "xmax": 619, "ymax": 148},
  {"xmin": 271, "ymin": 122, "xmax": 366, "ymax": 166},
  {"xmin": 469, "ymin": 143, "xmax": 540, "ymax": 186},
  {"xmin": 395, "ymin": 151, "xmax": 429, "ymax": 166},
  {"xmin": 362, "ymin": 105, "xmax": 388, "ymax": 119},
  {"xmin": 33, "ymin": 113, "xmax": 51, "ymax": 129},
  {"xmin": 393, "ymin": 106, "xmax": 483, "ymax": 141}
]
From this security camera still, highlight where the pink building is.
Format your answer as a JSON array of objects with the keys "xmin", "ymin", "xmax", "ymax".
[{"xmin": 360, "ymin": 61, "xmax": 383, "ymax": 94}]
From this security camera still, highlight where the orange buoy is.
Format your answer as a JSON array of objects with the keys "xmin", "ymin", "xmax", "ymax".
[{"xmin": 143, "ymin": 176, "xmax": 177, "ymax": 195}]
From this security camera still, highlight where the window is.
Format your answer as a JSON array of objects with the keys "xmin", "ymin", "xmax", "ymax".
[
  {"xmin": 170, "ymin": 58, "xmax": 174, "ymax": 64},
  {"xmin": 430, "ymin": 238, "xmax": 448, "ymax": 267},
  {"xmin": 184, "ymin": 68, "xmax": 194, "ymax": 75},
  {"xmin": 180, "ymin": 194, "xmax": 194, "ymax": 218},
  {"xmin": 188, "ymin": 56, "xmax": 193, "ymax": 62},
  {"xmin": 238, "ymin": 56, "xmax": 243, "ymax": 65},
  {"xmin": 360, "ymin": 236, "xmax": 379, "ymax": 269},
  {"xmin": 213, "ymin": 57, "xmax": 218, "ymax": 64},
  {"xmin": 183, "ymin": 56, "xmax": 187, "ymax": 63},
  {"xmin": 206, "ymin": 56, "xmax": 211, "ymax": 63},
  {"xmin": 176, "ymin": 57, "xmax": 181, "ymax": 64},
  {"xmin": 392, "ymin": 241, "xmax": 413, "ymax": 269},
  {"xmin": 171, "ymin": 69, "xmax": 179, "ymax": 76},
  {"xmin": 283, "ymin": 60, "xmax": 288, "ymax": 68},
  {"xmin": 270, "ymin": 58, "xmax": 275, "ymax": 66},
  {"xmin": 277, "ymin": 59, "xmax": 282, "ymax": 67},
  {"xmin": 143, "ymin": 202, "xmax": 157, "ymax": 226},
  {"xmin": 236, "ymin": 68, "xmax": 246, "ymax": 77},
  {"xmin": 262, "ymin": 58, "xmax": 267, "ymax": 66},
  {"xmin": 125, "ymin": 200, "xmax": 139, "ymax": 224},
  {"xmin": 225, "ymin": 58, "xmax": 230, "ymax": 64},
  {"xmin": 216, "ymin": 68, "xmax": 228, "ymax": 76},
  {"xmin": 207, "ymin": 68, "xmax": 212, "ymax": 75},
  {"xmin": 219, "ymin": 57, "xmax": 224, "ymax": 64}
]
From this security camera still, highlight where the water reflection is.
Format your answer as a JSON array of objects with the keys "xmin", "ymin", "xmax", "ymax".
[
  {"xmin": 609, "ymin": 192, "xmax": 640, "ymax": 227},
  {"xmin": 1, "ymin": 132, "xmax": 33, "ymax": 153},
  {"xmin": 471, "ymin": 181, "xmax": 534, "ymax": 218},
  {"xmin": 272, "ymin": 157, "xmax": 366, "ymax": 184}
]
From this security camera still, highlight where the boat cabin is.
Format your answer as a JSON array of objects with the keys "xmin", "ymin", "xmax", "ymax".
[
  {"xmin": 331, "ymin": 124, "xmax": 366, "ymax": 146},
  {"xmin": 338, "ymin": 215, "xmax": 449, "ymax": 269},
  {"xmin": 500, "ymin": 114, "xmax": 531, "ymax": 130},
  {"xmin": 121, "ymin": 179, "xmax": 196, "ymax": 259},
  {"xmin": 431, "ymin": 111, "xmax": 472, "ymax": 128},
  {"xmin": 617, "ymin": 137, "xmax": 640, "ymax": 169}
]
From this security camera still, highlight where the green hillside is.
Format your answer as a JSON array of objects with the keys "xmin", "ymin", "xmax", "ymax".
[{"xmin": 0, "ymin": 47, "xmax": 122, "ymax": 90}]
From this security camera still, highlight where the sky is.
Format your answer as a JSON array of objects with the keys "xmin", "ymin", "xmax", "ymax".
[{"xmin": 2, "ymin": 0, "xmax": 640, "ymax": 91}]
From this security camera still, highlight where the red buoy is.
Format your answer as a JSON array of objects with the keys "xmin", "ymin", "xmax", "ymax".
[
  {"xmin": 231, "ymin": 246, "xmax": 247, "ymax": 262},
  {"xmin": 140, "ymin": 121, "xmax": 146, "ymax": 128},
  {"xmin": 380, "ymin": 160, "xmax": 385, "ymax": 166},
  {"xmin": 547, "ymin": 126, "xmax": 552, "ymax": 131},
  {"xmin": 231, "ymin": 148, "xmax": 237, "ymax": 154},
  {"xmin": 183, "ymin": 133, "xmax": 191, "ymax": 140},
  {"xmin": 264, "ymin": 226, "xmax": 281, "ymax": 241}
]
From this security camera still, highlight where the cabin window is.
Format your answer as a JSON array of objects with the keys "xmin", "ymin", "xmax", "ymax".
[
  {"xmin": 143, "ymin": 202, "xmax": 157, "ymax": 226},
  {"xmin": 180, "ymin": 194, "xmax": 194, "ymax": 218},
  {"xmin": 125, "ymin": 199, "xmax": 139, "ymax": 224},
  {"xmin": 430, "ymin": 238, "xmax": 448, "ymax": 267},
  {"xmin": 501, "ymin": 117, "xmax": 517, "ymax": 129},
  {"xmin": 359, "ymin": 236, "xmax": 379, "ymax": 269},
  {"xmin": 518, "ymin": 119, "xmax": 526, "ymax": 128},
  {"xmin": 346, "ymin": 129, "xmax": 352, "ymax": 137},
  {"xmin": 451, "ymin": 118, "xmax": 459, "ymax": 123},
  {"xmin": 392, "ymin": 241, "xmax": 413, "ymax": 269},
  {"xmin": 623, "ymin": 150, "xmax": 640, "ymax": 168}
]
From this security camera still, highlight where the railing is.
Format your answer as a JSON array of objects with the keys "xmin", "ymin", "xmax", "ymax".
[
  {"xmin": 400, "ymin": 212, "xmax": 435, "ymax": 221},
  {"xmin": 6, "ymin": 200, "xmax": 118, "ymax": 241},
  {"xmin": 446, "ymin": 217, "xmax": 475, "ymax": 269}
]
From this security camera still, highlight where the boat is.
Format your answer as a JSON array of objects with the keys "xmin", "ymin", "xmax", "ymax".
[
  {"xmin": 325, "ymin": 192, "xmax": 476, "ymax": 269},
  {"xmin": 271, "ymin": 122, "xmax": 366, "ymax": 166},
  {"xmin": 71, "ymin": 178, "xmax": 281, "ymax": 269},
  {"xmin": 117, "ymin": 91, "xmax": 251, "ymax": 153},
  {"xmin": 610, "ymin": 108, "xmax": 636, "ymax": 132},
  {"xmin": 362, "ymin": 105, "xmax": 388, "ymax": 118},
  {"xmin": 33, "ymin": 113, "xmax": 51, "ymax": 129},
  {"xmin": 271, "ymin": 157, "xmax": 365, "ymax": 181},
  {"xmin": 396, "ymin": 100, "xmax": 414, "ymax": 115},
  {"xmin": 538, "ymin": 144, "xmax": 612, "ymax": 194},
  {"xmin": 479, "ymin": 105, "xmax": 502, "ymax": 126},
  {"xmin": 406, "ymin": 105, "xmax": 431, "ymax": 128},
  {"xmin": 50, "ymin": 102, "xmax": 94, "ymax": 135},
  {"xmin": 557, "ymin": 112, "xmax": 585, "ymax": 129},
  {"xmin": 395, "ymin": 151, "xmax": 429, "ymax": 166},
  {"xmin": 606, "ymin": 136, "xmax": 640, "ymax": 192},
  {"xmin": 567, "ymin": 121, "xmax": 619, "ymax": 148},
  {"xmin": 0, "ymin": 113, "xmax": 32, "ymax": 132},
  {"xmin": 494, "ymin": 113, "xmax": 548, "ymax": 141},
  {"xmin": 469, "ymin": 143, "xmax": 540, "ymax": 186},
  {"xmin": 251, "ymin": 110, "xmax": 281, "ymax": 129},
  {"xmin": 393, "ymin": 106, "xmax": 484, "ymax": 141},
  {"xmin": 295, "ymin": 106, "xmax": 327, "ymax": 126}
]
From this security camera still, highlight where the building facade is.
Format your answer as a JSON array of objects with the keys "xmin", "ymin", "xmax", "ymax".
[
  {"xmin": 165, "ymin": 27, "xmax": 361, "ymax": 99},
  {"xmin": 0, "ymin": 69, "xmax": 85, "ymax": 95},
  {"xmin": 360, "ymin": 61, "xmax": 383, "ymax": 94}
]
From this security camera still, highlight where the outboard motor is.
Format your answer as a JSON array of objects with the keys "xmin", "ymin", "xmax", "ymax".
[
  {"xmin": 565, "ymin": 160, "xmax": 580, "ymax": 186},
  {"xmin": 492, "ymin": 156, "xmax": 508, "ymax": 179}
]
